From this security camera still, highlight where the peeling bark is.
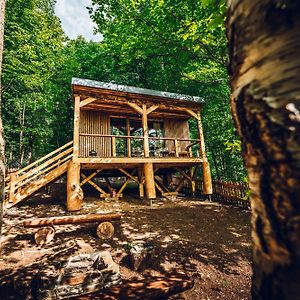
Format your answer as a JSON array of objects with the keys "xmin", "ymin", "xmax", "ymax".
[
  {"xmin": 0, "ymin": 0, "xmax": 6, "ymax": 241},
  {"xmin": 227, "ymin": 0, "xmax": 300, "ymax": 298}
]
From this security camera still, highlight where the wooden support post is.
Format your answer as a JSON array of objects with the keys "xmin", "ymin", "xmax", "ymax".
[
  {"xmin": 190, "ymin": 167, "xmax": 196, "ymax": 195},
  {"xmin": 138, "ymin": 168, "xmax": 144, "ymax": 199},
  {"xmin": 174, "ymin": 139, "xmax": 179, "ymax": 157},
  {"xmin": 73, "ymin": 96, "xmax": 80, "ymax": 158},
  {"xmin": 126, "ymin": 118, "xmax": 131, "ymax": 157},
  {"xmin": 142, "ymin": 104, "xmax": 150, "ymax": 158},
  {"xmin": 202, "ymin": 161, "xmax": 213, "ymax": 195},
  {"xmin": 196, "ymin": 111, "xmax": 206, "ymax": 158},
  {"xmin": 111, "ymin": 136, "xmax": 117, "ymax": 157},
  {"xmin": 144, "ymin": 162, "xmax": 156, "ymax": 199},
  {"xmin": 67, "ymin": 160, "xmax": 83, "ymax": 211},
  {"xmin": 196, "ymin": 111, "xmax": 213, "ymax": 195}
]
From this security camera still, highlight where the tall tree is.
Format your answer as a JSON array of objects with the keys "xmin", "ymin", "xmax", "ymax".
[
  {"xmin": 88, "ymin": 0, "xmax": 246, "ymax": 180},
  {"xmin": 227, "ymin": 0, "xmax": 300, "ymax": 298},
  {"xmin": 0, "ymin": 0, "xmax": 7, "ymax": 238}
]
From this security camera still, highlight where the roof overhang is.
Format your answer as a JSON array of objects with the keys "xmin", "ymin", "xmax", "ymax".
[{"xmin": 72, "ymin": 78, "xmax": 205, "ymax": 119}]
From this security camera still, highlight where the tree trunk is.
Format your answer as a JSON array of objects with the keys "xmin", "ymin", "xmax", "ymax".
[
  {"xmin": 0, "ymin": 0, "xmax": 7, "ymax": 241},
  {"xmin": 227, "ymin": 1, "xmax": 300, "ymax": 299}
]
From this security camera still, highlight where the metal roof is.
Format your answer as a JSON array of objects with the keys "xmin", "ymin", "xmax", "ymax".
[{"xmin": 72, "ymin": 77, "xmax": 205, "ymax": 104}]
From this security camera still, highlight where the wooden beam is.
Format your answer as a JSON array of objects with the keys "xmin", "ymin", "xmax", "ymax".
[
  {"xmin": 81, "ymin": 173, "xmax": 107, "ymax": 195},
  {"xmin": 117, "ymin": 178, "xmax": 130, "ymax": 197},
  {"xmin": 79, "ymin": 97, "xmax": 97, "ymax": 108},
  {"xmin": 184, "ymin": 108, "xmax": 198, "ymax": 119},
  {"xmin": 155, "ymin": 182, "xmax": 165, "ymax": 194},
  {"xmin": 80, "ymin": 169, "xmax": 102, "ymax": 186},
  {"xmin": 105, "ymin": 177, "xmax": 114, "ymax": 194},
  {"xmin": 146, "ymin": 105, "xmax": 159, "ymax": 115},
  {"xmin": 175, "ymin": 167, "xmax": 192, "ymax": 181},
  {"xmin": 118, "ymin": 168, "xmax": 139, "ymax": 183},
  {"xmin": 74, "ymin": 157, "xmax": 204, "ymax": 164},
  {"xmin": 127, "ymin": 102, "xmax": 143, "ymax": 115},
  {"xmin": 73, "ymin": 96, "xmax": 80, "ymax": 158},
  {"xmin": 154, "ymin": 175, "xmax": 170, "ymax": 192}
]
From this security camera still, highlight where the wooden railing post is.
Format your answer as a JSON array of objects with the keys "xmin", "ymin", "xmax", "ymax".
[
  {"xmin": 142, "ymin": 104, "xmax": 150, "ymax": 158},
  {"xmin": 111, "ymin": 136, "xmax": 116, "ymax": 157},
  {"xmin": 126, "ymin": 118, "xmax": 131, "ymax": 157},
  {"xmin": 174, "ymin": 139, "xmax": 179, "ymax": 157}
]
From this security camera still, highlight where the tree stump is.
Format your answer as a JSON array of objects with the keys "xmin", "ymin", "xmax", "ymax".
[
  {"xmin": 34, "ymin": 226, "xmax": 55, "ymax": 245},
  {"xmin": 96, "ymin": 222, "xmax": 115, "ymax": 239}
]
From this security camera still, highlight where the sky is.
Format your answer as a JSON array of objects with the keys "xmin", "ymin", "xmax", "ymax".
[{"xmin": 55, "ymin": 0, "xmax": 103, "ymax": 42}]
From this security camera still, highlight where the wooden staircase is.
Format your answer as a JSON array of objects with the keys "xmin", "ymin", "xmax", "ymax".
[{"xmin": 5, "ymin": 142, "xmax": 73, "ymax": 208}]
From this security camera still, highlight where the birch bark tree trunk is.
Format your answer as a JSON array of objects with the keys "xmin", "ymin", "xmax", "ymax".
[
  {"xmin": 0, "ymin": 0, "xmax": 6, "ymax": 239},
  {"xmin": 227, "ymin": 1, "xmax": 300, "ymax": 299}
]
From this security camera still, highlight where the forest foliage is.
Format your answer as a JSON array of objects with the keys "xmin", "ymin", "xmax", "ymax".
[{"xmin": 2, "ymin": 0, "xmax": 246, "ymax": 180}]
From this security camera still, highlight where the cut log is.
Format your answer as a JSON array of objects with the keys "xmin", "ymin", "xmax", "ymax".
[
  {"xmin": 96, "ymin": 222, "xmax": 115, "ymax": 239},
  {"xmin": 23, "ymin": 213, "xmax": 122, "ymax": 228},
  {"xmin": 34, "ymin": 226, "xmax": 55, "ymax": 245},
  {"xmin": 69, "ymin": 274, "xmax": 194, "ymax": 300}
]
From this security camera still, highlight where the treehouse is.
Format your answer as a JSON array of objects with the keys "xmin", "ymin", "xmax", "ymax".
[{"xmin": 5, "ymin": 78, "xmax": 212, "ymax": 210}]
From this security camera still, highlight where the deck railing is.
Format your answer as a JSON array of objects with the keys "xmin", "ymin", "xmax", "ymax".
[{"xmin": 79, "ymin": 133, "xmax": 201, "ymax": 158}]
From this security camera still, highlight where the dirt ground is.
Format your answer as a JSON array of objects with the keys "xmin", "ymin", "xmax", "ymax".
[{"xmin": 0, "ymin": 185, "xmax": 252, "ymax": 299}]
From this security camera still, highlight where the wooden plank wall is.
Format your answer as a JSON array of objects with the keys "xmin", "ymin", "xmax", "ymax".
[
  {"xmin": 164, "ymin": 119, "xmax": 190, "ymax": 151},
  {"xmin": 79, "ymin": 111, "xmax": 111, "ymax": 157}
]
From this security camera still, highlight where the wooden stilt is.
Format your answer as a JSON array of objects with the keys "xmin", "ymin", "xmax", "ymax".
[
  {"xmin": 196, "ymin": 111, "xmax": 212, "ymax": 195},
  {"xmin": 144, "ymin": 163, "xmax": 156, "ymax": 199},
  {"xmin": 202, "ymin": 161, "xmax": 213, "ymax": 195},
  {"xmin": 138, "ymin": 168, "xmax": 144, "ymax": 199},
  {"xmin": 190, "ymin": 167, "xmax": 196, "ymax": 195},
  {"xmin": 67, "ymin": 161, "xmax": 83, "ymax": 211}
]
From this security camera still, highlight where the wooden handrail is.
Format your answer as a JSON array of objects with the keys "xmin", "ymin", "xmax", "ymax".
[
  {"xmin": 15, "ymin": 141, "xmax": 73, "ymax": 175},
  {"xmin": 80, "ymin": 133, "xmax": 144, "ymax": 139},
  {"xmin": 6, "ymin": 142, "xmax": 74, "ymax": 203},
  {"xmin": 15, "ymin": 147, "xmax": 73, "ymax": 184},
  {"xmin": 79, "ymin": 133, "xmax": 200, "ymax": 143},
  {"xmin": 16, "ymin": 153, "xmax": 73, "ymax": 190}
]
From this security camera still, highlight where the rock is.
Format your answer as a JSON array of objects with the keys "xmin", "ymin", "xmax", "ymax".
[
  {"xmin": 129, "ymin": 242, "xmax": 154, "ymax": 272},
  {"xmin": 33, "ymin": 251, "xmax": 121, "ymax": 299}
]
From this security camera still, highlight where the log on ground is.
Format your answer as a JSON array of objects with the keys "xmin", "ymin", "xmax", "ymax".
[{"xmin": 23, "ymin": 213, "xmax": 122, "ymax": 228}]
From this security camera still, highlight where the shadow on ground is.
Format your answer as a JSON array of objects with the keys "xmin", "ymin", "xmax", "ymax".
[{"xmin": 0, "ymin": 185, "xmax": 252, "ymax": 300}]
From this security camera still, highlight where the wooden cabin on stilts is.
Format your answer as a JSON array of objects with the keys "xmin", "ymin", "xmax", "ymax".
[{"xmin": 4, "ymin": 78, "xmax": 213, "ymax": 210}]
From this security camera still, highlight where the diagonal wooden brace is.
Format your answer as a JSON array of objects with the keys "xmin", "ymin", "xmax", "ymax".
[{"xmin": 80, "ymin": 169, "xmax": 102, "ymax": 186}]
